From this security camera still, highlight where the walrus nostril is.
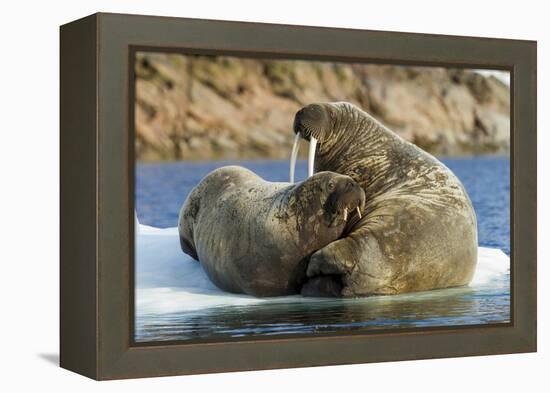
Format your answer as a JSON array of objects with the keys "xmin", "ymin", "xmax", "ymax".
[
  {"xmin": 295, "ymin": 108, "xmax": 305, "ymax": 121},
  {"xmin": 304, "ymin": 104, "xmax": 324, "ymax": 120},
  {"xmin": 296, "ymin": 104, "xmax": 324, "ymax": 124}
]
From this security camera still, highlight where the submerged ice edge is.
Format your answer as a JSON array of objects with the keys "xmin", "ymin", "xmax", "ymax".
[{"xmin": 135, "ymin": 224, "xmax": 510, "ymax": 316}]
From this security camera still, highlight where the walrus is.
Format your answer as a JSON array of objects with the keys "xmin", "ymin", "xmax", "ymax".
[
  {"xmin": 290, "ymin": 102, "xmax": 478, "ymax": 297},
  {"xmin": 178, "ymin": 165, "xmax": 365, "ymax": 297}
]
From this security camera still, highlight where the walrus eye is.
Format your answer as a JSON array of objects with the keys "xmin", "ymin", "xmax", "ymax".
[{"xmin": 327, "ymin": 181, "xmax": 335, "ymax": 191}]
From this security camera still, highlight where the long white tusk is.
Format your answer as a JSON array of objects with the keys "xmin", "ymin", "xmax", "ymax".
[
  {"xmin": 343, "ymin": 208, "xmax": 348, "ymax": 222},
  {"xmin": 356, "ymin": 207, "xmax": 362, "ymax": 219},
  {"xmin": 308, "ymin": 136, "xmax": 317, "ymax": 178},
  {"xmin": 289, "ymin": 133, "xmax": 301, "ymax": 183}
]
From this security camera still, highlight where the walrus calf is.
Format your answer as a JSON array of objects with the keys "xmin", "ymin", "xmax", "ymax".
[
  {"xmin": 290, "ymin": 102, "xmax": 478, "ymax": 297},
  {"xmin": 178, "ymin": 166, "xmax": 365, "ymax": 297}
]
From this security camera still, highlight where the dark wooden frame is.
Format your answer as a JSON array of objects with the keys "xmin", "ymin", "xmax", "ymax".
[{"xmin": 60, "ymin": 12, "xmax": 537, "ymax": 380}]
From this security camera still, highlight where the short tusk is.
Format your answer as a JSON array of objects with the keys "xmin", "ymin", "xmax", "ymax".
[
  {"xmin": 289, "ymin": 133, "xmax": 301, "ymax": 183},
  {"xmin": 356, "ymin": 207, "xmax": 362, "ymax": 219},
  {"xmin": 343, "ymin": 207, "xmax": 348, "ymax": 222},
  {"xmin": 308, "ymin": 137, "xmax": 317, "ymax": 178}
]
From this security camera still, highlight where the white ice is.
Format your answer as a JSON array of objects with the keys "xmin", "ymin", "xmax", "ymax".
[{"xmin": 135, "ymin": 224, "xmax": 510, "ymax": 315}]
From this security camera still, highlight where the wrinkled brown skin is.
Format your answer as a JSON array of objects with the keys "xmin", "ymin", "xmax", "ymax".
[
  {"xmin": 294, "ymin": 102, "xmax": 478, "ymax": 297},
  {"xmin": 178, "ymin": 166, "xmax": 365, "ymax": 297}
]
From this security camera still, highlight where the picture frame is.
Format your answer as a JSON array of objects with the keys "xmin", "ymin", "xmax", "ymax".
[{"xmin": 60, "ymin": 12, "xmax": 537, "ymax": 380}]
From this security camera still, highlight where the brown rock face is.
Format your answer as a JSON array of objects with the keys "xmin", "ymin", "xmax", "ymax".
[{"xmin": 134, "ymin": 52, "xmax": 510, "ymax": 161}]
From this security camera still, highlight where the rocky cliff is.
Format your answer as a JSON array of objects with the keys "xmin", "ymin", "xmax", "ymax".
[{"xmin": 135, "ymin": 52, "xmax": 510, "ymax": 161}]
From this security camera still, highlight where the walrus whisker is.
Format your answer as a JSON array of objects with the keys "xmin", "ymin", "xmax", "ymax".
[
  {"xmin": 290, "ymin": 133, "xmax": 301, "ymax": 183},
  {"xmin": 308, "ymin": 136, "xmax": 317, "ymax": 177}
]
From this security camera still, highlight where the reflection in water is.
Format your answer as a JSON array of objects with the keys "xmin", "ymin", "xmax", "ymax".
[{"xmin": 136, "ymin": 273, "xmax": 509, "ymax": 342}]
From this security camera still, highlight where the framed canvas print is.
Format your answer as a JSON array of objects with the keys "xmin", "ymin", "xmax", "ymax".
[{"xmin": 60, "ymin": 13, "xmax": 537, "ymax": 380}]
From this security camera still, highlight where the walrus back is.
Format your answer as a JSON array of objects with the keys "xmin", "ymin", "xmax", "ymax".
[
  {"xmin": 178, "ymin": 166, "xmax": 292, "ymax": 295},
  {"xmin": 354, "ymin": 109, "xmax": 478, "ymax": 290},
  {"xmin": 305, "ymin": 102, "xmax": 478, "ymax": 296},
  {"xmin": 179, "ymin": 166, "xmax": 259, "ymax": 259}
]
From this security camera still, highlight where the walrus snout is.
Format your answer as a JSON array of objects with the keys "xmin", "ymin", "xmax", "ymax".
[
  {"xmin": 325, "ymin": 176, "xmax": 366, "ymax": 227},
  {"xmin": 293, "ymin": 103, "xmax": 330, "ymax": 141},
  {"xmin": 290, "ymin": 104, "xmax": 333, "ymax": 182},
  {"xmin": 343, "ymin": 181, "xmax": 366, "ymax": 221}
]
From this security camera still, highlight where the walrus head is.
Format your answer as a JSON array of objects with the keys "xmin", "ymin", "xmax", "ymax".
[
  {"xmin": 289, "ymin": 102, "xmax": 359, "ymax": 182},
  {"xmin": 293, "ymin": 103, "xmax": 335, "ymax": 142},
  {"xmin": 291, "ymin": 102, "xmax": 368, "ymax": 219},
  {"xmin": 294, "ymin": 171, "xmax": 365, "ymax": 229}
]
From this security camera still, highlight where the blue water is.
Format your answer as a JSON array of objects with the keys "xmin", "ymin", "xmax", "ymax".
[
  {"xmin": 136, "ymin": 157, "xmax": 510, "ymax": 254},
  {"xmin": 135, "ymin": 157, "xmax": 510, "ymax": 342}
]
